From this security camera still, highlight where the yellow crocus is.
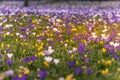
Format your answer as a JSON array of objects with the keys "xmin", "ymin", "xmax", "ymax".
[
  {"xmin": 1, "ymin": 43, "xmax": 4, "ymax": 48},
  {"xmin": 76, "ymin": 61, "xmax": 79, "ymax": 66},
  {"xmin": 66, "ymin": 74, "xmax": 74, "ymax": 80},
  {"xmin": 18, "ymin": 74, "xmax": 23, "ymax": 78},
  {"xmin": 24, "ymin": 69, "xmax": 30, "ymax": 75},
  {"xmin": 7, "ymin": 44, "xmax": 10, "ymax": 48},
  {"xmin": 101, "ymin": 68, "xmax": 109, "ymax": 75},
  {"xmin": 102, "ymin": 48, "xmax": 106, "ymax": 53},
  {"xmin": 10, "ymin": 34, "xmax": 14, "ymax": 37},
  {"xmin": 44, "ymin": 61, "xmax": 49, "ymax": 67},
  {"xmin": 16, "ymin": 39, "xmax": 18, "ymax": 42},
  {"xmin": 105, "ymin": 60, "xmax": 112, "ymax": 66},
  {"xmin": 71, "ymin": 55, "xmax": 74, "ymax": 59},
  {"xmin": 112, "ymin": 58, "xmax": 114, "ymax": 62},
  {"xmin": 99, "ymin": 41, "xmax": 103, "ymax": 44},
  {"xmin": 38, "ymin": 52, "xmax": 44, "ymax": 56},
  {"xmin": 84, "ymin": 54, "xmax": 87, "ymax": 58},
  {"xmin": 71, "ymin": 28, "xmax": 77, "ymax": 32}
]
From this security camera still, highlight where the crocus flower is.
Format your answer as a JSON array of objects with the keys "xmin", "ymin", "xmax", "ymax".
[
  {"xmin": 58, "ymin": 77, "xmax": 65, "ymax": 80},
  {"xmin": 12, "ymin": 74, "xmax": 28, "ymax": 80},
  {"xmin": 78, "ymin": 43, "xmax": 85, "ymax": 53},
  {"xmin": 44, "ymin": 46, "xmax": 54, "ymax": 55},
  {"xmin": 86, "ymin": 68, "xmax": 93, "ymax": 75},
  {"xmin": 67, "ymin": 61, "xmax": 76, "ymax": 67},
  {"xmin": 23, "ymin": 56, "xmax": 37, "ymax": 63},
  {"xmin": 75, "ymin": 68, "xmax": 83, "ymax": 74},
  {"xmin": 53, "ymin": 59, "xmax": 59, "ymax": 65},
  {"xmin": 7, "ymin": 53, "xmax": 13, "ymax": 59},
  {"xmin": 44, "ymin": 56, "xmax": 53, "ymax": 63},
  {"xmin": 6, "ymin": 69, "xmax": 14, "ymax": 76},
  {"xmin": 39, "ymin": 70, "xmax": 48, "ymax": 79},
  {"xmin": 6, "ymin": 59, "xmax": 12, "ymax": 66}
]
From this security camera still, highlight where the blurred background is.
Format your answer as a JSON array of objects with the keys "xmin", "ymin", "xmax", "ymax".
[{"xmin": 0, "ymin": 0, "xmax": 119, "ymax": 7}]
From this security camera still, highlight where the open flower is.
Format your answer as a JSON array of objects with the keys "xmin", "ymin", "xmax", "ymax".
[
  {"xmin": 44, "ymin": 46, "xmax": 54, "ymax": 55},
  {"xmin": 7, "ymin": 53, "xmax": 13, "ymax": 59},
  {"xmin": 53, "ymin": 59, "xmax": 59, "ymax": 65},
  {"xmin": 38, "ymin": 70, "xmax": 48, "ymax": 79},
  {"xmin": 86, "ymin": 68, "xmax": 93, "ymax": 75},
  {"xmin": 67, "ymin": 61, "xmax": 76, "ymax": 67},
  {"xmin": 6, "ymin": 69, "xmax": 14, "ymax": 76},
  {"xmin": 44, "ymin": 56, "xmax": 53, "ymax": 63},
  {"xmin": 75, "ymin": 68, "xmax": 83, "ymax": 74},
  {"xmin": 6, "ymin": 59, "xmax": 12, "ymax": 66}
]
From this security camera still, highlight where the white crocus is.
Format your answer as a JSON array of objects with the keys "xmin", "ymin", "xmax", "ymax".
[
  {"xmin": 16, "ymin": 33, "xmax": 20, "ymax": 36},
  {"xmin": 5, "ymin": 24, "xmax": 12, "ymax": 28},
  {"xmin": 91, "ymin": 32, "xmax": 97, "ymax": 38},
  {"xmin": 32, "ymin": 32, "xmax": 36, "ymax": 36},
  {"xmin": 46, "ymin": 26, "xmax": 49, "ymax": 29},
  {"xmin": 53, "ymin": 59, "xmax": 59, "ymax": 65},
  {"xmin": 113, "ymin": 42, "xmax": 119, "ymax": 47},
  {"xmin": 109, "ymin": 41, "xmax": 114, "ymax": 46},
  {"xmin": 72, "ymin": 47, "xmax": 77, "ymax": 52},
  {"xmin": 48, "ymin": 46, "xmax": 54, "ymax": 55},
  {"xmin": 92, "ymin": 35, "xmax": 97, "ymax": 38},
  {"xmin": 64, "ymin": 43, "xmax": 67, "ymax": 47},
  {"xmin": 101, "ymin": 34, "xmax": 108, "ymax": 39},
  {"xmin": 58, "ymin": 77, "xmax": 65, "ymax": 80},
  {"xmin": 19, "ymin": 35, "xmax": 23, "ymax": 38},
  {"xmin": 56, "ymin": 19, "xmax": 61, "ymax": 23},
  {"xmin": 67, "ymin": 50, "xmax": 73, "ymax": 54},
  {"xmin": 102, "ymin": 29, "xmax": 108, "ymax": 33},
  {"xmin": 118, "ymin": 33, "xmax": 120, "ymax": 36},
  {"xmin": 44, "ymin": 56, "xmax": 53, "ymax": 63},
  {"xmin": 53, "ymin": 28, "xmax": 58, "ymax": 32},
  {"xmin": 6, "ymin": 32, "xmax": 10, "ymax": 36},
  {"xmin": 109, "ymin": 41, "xmax": 119, "ymax": 47},
  {"xmin": 7, "ymin": 53, "xmax": 13, "ymax": 59},
  {"xmin": 0, "ymin": 23, "xmax": 2, "ymax": 26}
]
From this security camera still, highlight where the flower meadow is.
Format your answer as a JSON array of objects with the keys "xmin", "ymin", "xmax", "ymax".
[{"xmin": 1, "ymin": 3, "xmax": 120, "ymax": 80}]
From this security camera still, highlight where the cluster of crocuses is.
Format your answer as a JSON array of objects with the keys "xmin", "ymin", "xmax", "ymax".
[{"xmin": 0, "ymin": 2, "xmax": 120, "ymax": 80}]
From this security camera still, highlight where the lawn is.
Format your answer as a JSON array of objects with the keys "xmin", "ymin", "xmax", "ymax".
[{"xmin": 0, "ymin": 3, "xmax": 120, "ymax": 80}]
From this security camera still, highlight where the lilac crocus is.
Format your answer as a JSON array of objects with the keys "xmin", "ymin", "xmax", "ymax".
[{"xmin": 6, "ymin": 70, "xmax": 14, "ymax": 76}]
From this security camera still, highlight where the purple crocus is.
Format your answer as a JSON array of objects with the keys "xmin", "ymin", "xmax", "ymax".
[
  {"xmin": 39, "ymin": 36, "xmax": 45, "ymax": 40},
  {"xmin": 113, "ymin": 54, "xmax": 119, "ymax": 59},
  {"xmin": 23, "ymin": 56, "xmax": 37, "ymax": 63},
  {"xmin": 84, "ymin": 57, "xmax": 90, "ymax": 62},
  {"xmin": 6, "ymin": 48, "xmax": 11, "ymax": 53},
  {"xmin": 67, "ymin": 61, "xmax": 76, "ymax": 67},
  {"xmin": 6, "ymin": 59, "xmax": 12, "ymax": 66},
  {"xmin": 86, "ymin": 68, "xmax": 93, "ymax": 75},
  {"xmin": 89, "ymin": 50, "xmax": 92, "ymax": 54},
  {"xmin": 0, "ymin": 54, "xmax": 2, "ymax": 59},
  {"xmin": 12, "ymin": 74, "xmax": 28, "ymax": 80},
  {"xmin": 75, "ymin": 68, "xmax": 83, "ymax": 74},
  {"xmin": 116, "ymin": 46, "xmax": 120, "ymax": 50},
  {"xmin": 78, "ymin": 43, "xmax": 85, "ymax": 53},
  {"xmin": 21, "ymin": 27, "xmax": 27, "ymax": 31},
  {"xmin": 39, "ymin": 70, "xmax": 48, "ymax": 79}
]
